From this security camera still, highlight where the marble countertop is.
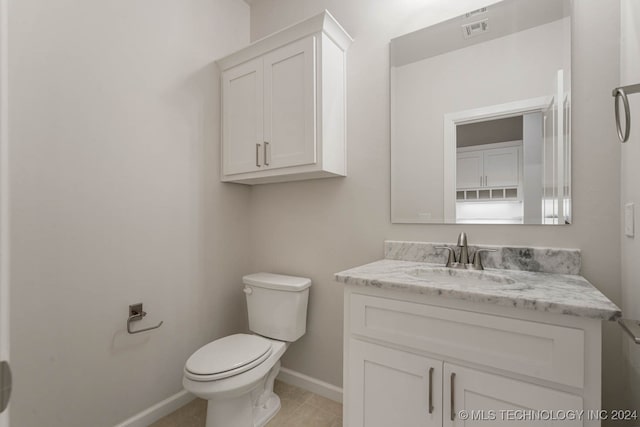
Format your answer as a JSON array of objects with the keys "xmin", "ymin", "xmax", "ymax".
[{"xmin": 334, "ymin": 259, "xmax": 621, "ymax": 321}]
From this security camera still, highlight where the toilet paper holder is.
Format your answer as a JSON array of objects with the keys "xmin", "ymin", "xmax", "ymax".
[{"xmin": 127, "ymin": 303, "xmax": 163, "ymax": 334}]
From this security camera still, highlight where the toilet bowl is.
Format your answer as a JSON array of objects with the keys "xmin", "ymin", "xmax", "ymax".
[
  {"xmin": 183, "ymin": 334, "xmax": 288, "ymax": 427},
  {"xmin": 183, "ymin": 273, "xmax": 311, "ymax": 427}
]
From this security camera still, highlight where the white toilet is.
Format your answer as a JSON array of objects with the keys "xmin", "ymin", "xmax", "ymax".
[{"xmin": 183, "ymin": 273, "xmax": 311, "ymax": 427}]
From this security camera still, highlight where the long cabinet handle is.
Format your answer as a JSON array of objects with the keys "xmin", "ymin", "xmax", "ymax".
[
  {"xmin": 256, "ymin": 143, "xmax": 261, "ymax": 167},
  {"xmin": 428, "ymin": 367, "xmax": 434, "ymax": 414},
  {"xmin": 450, "ymin": 372, "xmax": 456, "ymax": 421},
  {"xmin": 264, "ymin": 142, "xmax": 270, "ymax": 166}
]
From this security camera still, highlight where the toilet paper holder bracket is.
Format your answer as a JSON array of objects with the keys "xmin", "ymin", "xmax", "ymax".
[{"xmin": 127, "ymin": 303, "xmax": 163, "ymax": 334}]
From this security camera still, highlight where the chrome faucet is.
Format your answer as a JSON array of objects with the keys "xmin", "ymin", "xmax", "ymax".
[
  {"xmin": 436, "ymin": 232, "xmax": 496, "ymax": 270},
  {"xmin": 435, "ymin": 231, "xmax": 468, "ymax": 269},
  {"xmin": 456, "ymin": 232, "xmax": 470, "ymax": 265}
]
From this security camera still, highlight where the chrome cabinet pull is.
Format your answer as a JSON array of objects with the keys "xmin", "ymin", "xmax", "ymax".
[
  {"xmin": 264, "ymin": 142, "xmax": 270, "ymax": 166},
  {"xmin": 479, "ymin": 176, "xmax": 482, "ymax": 187},
  {"xmin": 256, "ymin": 143, "xmax": 261, "ymax": 167},
  {"xmin": 450, "ymin": 372, "xmax": 456, "ymax": 421},
  {"xmin": 428, "ymin": 367, "xmax": 434, "ymax": 414}
]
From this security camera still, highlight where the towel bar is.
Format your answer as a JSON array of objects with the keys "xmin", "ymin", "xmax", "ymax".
[
  {"xmin": 613, "ymin": 83, "xmax": 640, "ymax": 143},
  {"xmin": 619, "ymin": 318, "xmax": 640, "ymax": 344}
]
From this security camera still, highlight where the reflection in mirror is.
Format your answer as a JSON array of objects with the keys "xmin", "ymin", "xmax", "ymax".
[
  {"xmin": 455, "ymin": 116, "xmax": 524, "ymax": 224},
  {"xmin": 391, "ymin": 0, "xmax": 571, "ymax": 225}
]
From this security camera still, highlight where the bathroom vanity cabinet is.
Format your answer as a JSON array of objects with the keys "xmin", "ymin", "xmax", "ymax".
[
  {"xmin": 343, "ymin": 287, "xmax": 602, "ymax": 427},
  {"xmin": 217, "ymin": 11, "xmax": 351, "ymax": 185}
]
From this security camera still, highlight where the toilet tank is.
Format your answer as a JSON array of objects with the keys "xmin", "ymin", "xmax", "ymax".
[{"xmin": 243, "ymin": 273, "xmax": 311, "ymax": 342}]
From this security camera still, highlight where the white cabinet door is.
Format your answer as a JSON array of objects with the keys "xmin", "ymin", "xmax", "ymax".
[
  {"xmin": 348, "ymin": 339, "xmax": 443, "ymax": 427},
  {"xmin": 444, "ymin": 363, "xmax": 583, "ymax": 427},
  {"xmin": 222, "ymin": 58, "xmax": 264, "ymax": 175},
  {"xmin": 457, "ymin": 151, "xmax": 484, "ymax": 189},
  {"xmin": 484, "ymin": 147, "xmax": 519, "ymax": 187},
  {"xmin": 263, "ymin": 36, "xmax": 317, "ymax": 170}
]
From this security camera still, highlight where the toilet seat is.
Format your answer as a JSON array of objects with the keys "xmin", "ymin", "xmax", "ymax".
[{"xmin": 184, "ymin": 334, "xmax": 273, "ymax": 382}]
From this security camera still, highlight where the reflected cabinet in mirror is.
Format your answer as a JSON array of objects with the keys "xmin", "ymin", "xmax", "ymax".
[{"xmin": 391, "ymin": 0, "xmax": 571, "ymax": 224}]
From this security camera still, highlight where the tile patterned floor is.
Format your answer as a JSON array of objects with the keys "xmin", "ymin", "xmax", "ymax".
[{"xmin": 149, "ymin": 380, "xmax": 342, "ymax": 427}]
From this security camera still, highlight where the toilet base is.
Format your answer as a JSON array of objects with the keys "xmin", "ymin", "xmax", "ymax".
[
  {"xmin": 252, "ymin": 359, "xmax": 281, "ymax": 427},
  {"xmin": 205, "ymin": 394, "xmax": 253, "ymax": 427},
  {"xmin": 202, "ymin": 361, "xmax": 282, "ymax": 427},
  {"xmin": 253, "ymin": 393, "xmax": 281, "ymax": 427},
  {"xmin": 204, "ymin": 390, "xmax": 280, "ymax": 427}
]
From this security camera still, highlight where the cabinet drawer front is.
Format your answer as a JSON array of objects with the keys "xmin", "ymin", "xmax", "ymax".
[{"xmin": 350, "ymin": 294, "xmax": 584, "ymax": 388}]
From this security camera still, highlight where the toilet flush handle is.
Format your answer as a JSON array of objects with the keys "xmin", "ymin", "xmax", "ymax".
[{"xmin": 243, "ymin": 286, "xmax": 253, "ymax": 295}]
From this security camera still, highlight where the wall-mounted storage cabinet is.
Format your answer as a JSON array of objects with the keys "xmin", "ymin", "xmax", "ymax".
[
  {"xmin": 217, "ymin": 11, "xmax": 352, "ymax": 185},
  {"xmin": 456, "ymin": 143, "xmax": 521, "ymax": 190},
  {"xmin": 456, "ymin": 141, "xmax": 523, "ymax": 203}
]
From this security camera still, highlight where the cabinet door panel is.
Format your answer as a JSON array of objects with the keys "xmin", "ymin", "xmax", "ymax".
[
  {"xmin": 484, "ymin": 147, "xmax": 520, "ymax": 187},
  {"xmin": 348, "ymin": 339, "xmax": 442, "ymax": 427},
  {"xmin": 457, "ymin": 151, "xmax": 483, "ymax": 189},
  {"xmin": 263, "ymin": 36, "xmax": 317, "ymax": 169},
  {"xmin": 444, "ymin": 363, "xmax": 582, "ymax": 427},
  {"xmin": 222, "ymin": 59, "xmax": 263, "ymax": 175}
]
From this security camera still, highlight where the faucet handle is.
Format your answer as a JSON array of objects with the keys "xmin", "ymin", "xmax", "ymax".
[
  {"xmin": 471, "ymin": 248, "xmax": 497, "ymax": 270},
  {"xmin": 435, "ymin": 246, "xmax": 457, "ymax": 267}
]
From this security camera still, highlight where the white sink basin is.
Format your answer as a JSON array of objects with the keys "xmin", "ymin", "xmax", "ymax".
[{"xmin": 407, "ymin": 266, "xmax": 525, "ymax": 290}]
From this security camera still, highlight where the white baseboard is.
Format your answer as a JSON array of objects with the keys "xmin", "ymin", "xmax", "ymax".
[
  {"xmin": 114, "ymin": 389, "xmax": 195, "ymax": 427},
  {"xmin": 277, "ymin": 367, "xmax": 343, "ymax": 403}
]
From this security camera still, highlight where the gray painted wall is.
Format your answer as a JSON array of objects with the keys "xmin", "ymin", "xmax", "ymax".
[
  {"xmin": 523, "ymin": 112, "xmax": 543, "ymax": 224},
  {"xmin": 9, "ymin": 1, "xmax": 250, "ymax": 425},
  {"xmin": 249, "ymin": 0, "xmax": 625, "ymax": 414},
  {"xmin": 620, "ymin": 0, "xmax": 640, "ymax": 414}
]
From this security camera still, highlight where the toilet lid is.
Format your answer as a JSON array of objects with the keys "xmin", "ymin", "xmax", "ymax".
[{"xmin": 185, "ymin": 334, "xmax": 272, "ymax": 380}]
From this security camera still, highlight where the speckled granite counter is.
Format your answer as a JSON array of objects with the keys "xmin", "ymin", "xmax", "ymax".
[
  {"xmin": 384, "ymin": 240, "xmax": 582, "ymax": 275},
  {"xmin": 335, "ymin": 242, "xmax": 621, "ymax": 321}
]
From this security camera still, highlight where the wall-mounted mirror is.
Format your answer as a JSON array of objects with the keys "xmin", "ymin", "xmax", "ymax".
[{"xmin": 391, "ymin": 0, "xmax": 571, "ymax": 224}]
